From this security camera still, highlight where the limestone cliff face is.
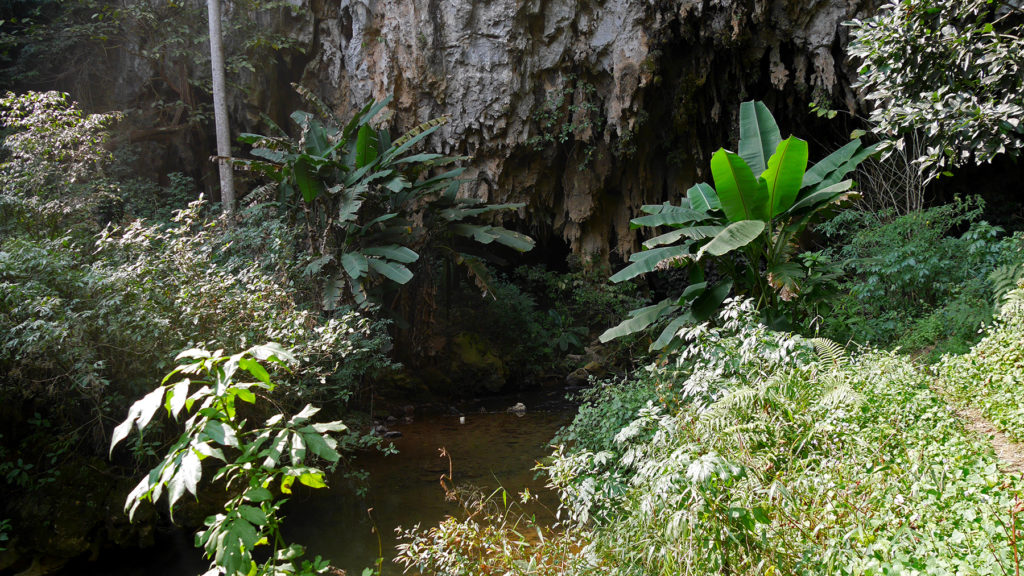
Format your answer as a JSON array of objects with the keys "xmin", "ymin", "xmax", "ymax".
[
  {"xmin": 252, "ymin": 0, "xmax": 874, "ymax": 264},
  {"xmin": 77, "ymin": 0, "xmax": 875, "ymax": 264}
]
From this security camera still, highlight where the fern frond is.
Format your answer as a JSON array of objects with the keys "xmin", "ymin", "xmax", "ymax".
[
  {"xmin": 811, "ymin": 337, "xmax": 848, "ymax": 369},
  {"xmin": 989, "ymin": 263, "xmax": 1024, "ymax": 305},
  {"xmin": 699, "ymin": 386, "xmax": 756, "ymax": 435},
  {"xmin": 393, "ymin": 116, "xmax": 450, "ymax": 149},
  {"xmin": 999, "ymin": 287, "xmax": 1024, "ymax": 321},
  {"xmin": 815, "ymin": 383, "xmax": 862, "ymax": 411}
]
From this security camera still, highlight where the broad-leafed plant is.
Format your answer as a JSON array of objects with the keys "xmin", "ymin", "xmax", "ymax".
[
  {"xmin": 601, "ymin": 101, "xmax": 877, "ymax": 348},
  {"xmin": 848, "ymin": 0, "xmax": 1024, "ymax": 182},
  {"xmin": 111, "ymin": 344, "xmax": 343, "ymax": 576},
  {"xmin": 235, "ymin": 87, "xmax": 533, "ymax": 310}
]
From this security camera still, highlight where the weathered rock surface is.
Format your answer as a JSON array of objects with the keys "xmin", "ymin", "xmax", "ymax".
[
  {"xmin": 61, "ymin": 0, "xmax": 878, "ymax": 261},
  {"xmin": 277, "ymin": 0, "xmax": 877, "ymax": 263}
]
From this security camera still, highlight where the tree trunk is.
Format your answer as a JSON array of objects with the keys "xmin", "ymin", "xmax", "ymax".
[{"xmin": 207, "ymin": 0, "xmax": 234, "ymax": 217}]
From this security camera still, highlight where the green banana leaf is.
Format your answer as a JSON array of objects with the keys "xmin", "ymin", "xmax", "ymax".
[
  {"xmin": 355, "ymin": 124, "xmax": 378, "ymax": 169},
  {"xmin": 367, "ymin": 258, "xmax": 413, "ymax": 284},
  {"xmin": 808, "ymin": 142, "xmax": 881, "ymax": 193},
  {"xmin": 599, "ymin": 299, "xmax": 679, "ymax": 343},
  {"xmin": 642, "ymin": 225, "xmax": 724, "ymax": 249},
  {"xmin": 711, "ymin": 149, "xmax": 769, "ymax": 222},
  {"xmin": 609, "ymin": 243, "xmax": 695, "ymax": 283},
  {"xmin": 630, "ymin": 207, "xmax": 710, "ymax": 229},
  {"xmin": 802, "ymin": 139, "xmax": 861, "ymax": 189},
  {"xmin": 787, "ymin": 180, "xmax": 854, "ymax": 214},
  {"xmin": 686, "ymin": 182, "xmax": 721, "ymax": 212},
  {"xmin": 362, "ymin": 245, "xmax": 419, "ymax": 263},
  {"xmin": 696, "ymin": 220, "xmax": 765, "ymax": 260},
  {"xmin": 738, "ymin": 101, "xmax": 782, "ymax": 176},
  {"xmin": 762, "ymin": 136, "xmax": 809, "ymax": 217}
]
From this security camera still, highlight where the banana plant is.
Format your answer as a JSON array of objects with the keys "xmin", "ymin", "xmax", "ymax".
[
  {"xmin": 601, "ymin": 101, "xmax": 878, "ymax": 348},
  {"xmin": 234, "ymin": 86, "xmax": 533, "ymax": 310}
]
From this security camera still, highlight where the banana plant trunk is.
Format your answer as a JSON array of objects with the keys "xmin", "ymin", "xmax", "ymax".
[{"xmin": 207, "ymin": 0, "xmax": 234, "ymax": 217}]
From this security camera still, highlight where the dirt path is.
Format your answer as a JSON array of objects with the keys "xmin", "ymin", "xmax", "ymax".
[{"xmin": 949, "ymin": 402, "xmax": 1024, "ymax": 476}]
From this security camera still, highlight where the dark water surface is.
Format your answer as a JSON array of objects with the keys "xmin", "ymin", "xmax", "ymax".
[
  {"xmin": 62, "ymin": 389, "xmax": 571, "ymax": 576},
  {"xmin": 284, "ymin": 393, "xmax": 571, "ymax": 575}
]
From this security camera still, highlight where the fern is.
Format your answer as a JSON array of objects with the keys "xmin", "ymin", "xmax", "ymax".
[
  {"xmin": 811, "ymin": 337, "xmax": 848, "ymax": 369},
  {"xmin": 999, "ymin": 287, "xmax": 1024, "ymax": 321},
  {"xmin": 989, "ymin": 263, "xmax": 1024, "ymax": 306},
  {"xmin": 815, "ymin": 383, "xmax": 862, "ymax": 412}
]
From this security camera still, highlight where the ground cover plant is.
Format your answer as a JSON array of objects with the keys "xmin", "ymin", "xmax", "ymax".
[
  {"xmin": 399, "ymin": 299, "xmax": 1024, "ymax": 575},
  {"xmin": 937, "ymin": 287, "xmax": 1024, "ymax": 443}
]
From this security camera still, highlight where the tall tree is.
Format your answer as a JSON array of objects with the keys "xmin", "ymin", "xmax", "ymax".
[{"xmin": 207, "ymin": 0, "xmax": 234, "ymax": 217}]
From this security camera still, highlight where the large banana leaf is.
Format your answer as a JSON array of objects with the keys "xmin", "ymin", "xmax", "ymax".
[
  {"xmin": 630, "ymin": 207, "xmax": 710, "ymax": 228},
  {"xmin": 609, "ymin": 243, "xmax": 694, "ymax": 283},
  {"xmin": 686, "ymin": 182, "xmax": 721, "ymax": 212},
  {"xmin": 450, "ymin": 223, "xmax": 534, "ymax": 252},
  {"xmin": 786, "ymin": 180, "xmax": 854, "ymax": 214},
  {"xmin": 639, "ymin": 201, "xmax": 694, "ymax": 215},
  {"xmin": 340, "ymin": 252, "xmax": 368, "ymax": 280},
  {"xmin": 642, "ymin": 225, "xmax": 724, "ymax": 249},
  {"xmin": 762, "ymin": 136, "xmax": 809, "ymax": 217},
  {"xmin": 362, "ymin": 245, "xmax": 419, "ymax": 264},
  {"xmin": 649, "ymin": 313, "xmax": 695, "ymax": 351},
  {"xmin": 292, "ymin": 157, "xmax": 323, "ymax": 203},
  {"xmin": 738, "ymin": 101, "xmax": 782, "ymax": 176},
  {"xmin": 802, "ymin": 139, "xmax": 860, "ymax": 189},
  {"xmin": 598, "ymin": 299, "xmax": 679, "ymax": 343},
  {"xmin": 696, "ymin": 220, "xmax": 765, "ymax": 260},
  {"xmin": 711, "ymin": 149, "xmax": 769, "ymax": 222},
  {"xmin": 691, "ymin": 278, "xmax": 734, "ymax": 321},
  {"xmin": 367, "ymin": 258, "xmax": 414, "ymax": 284},
  {"xmin": 808, "ymin": 142, "xmax": 881, "ymax": 194},
  {"xmin": 355, "ymin": 124, "xmax": 378, "ymax": 169}
]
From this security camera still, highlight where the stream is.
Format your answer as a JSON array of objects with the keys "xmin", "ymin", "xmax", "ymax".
[
  {"xmin": 286, "ymin": 390, "xmax": 571, "ymax": 575},
  {"xmin": 61, "ymin": 389, "xmax": 572, "ymax": 576}
]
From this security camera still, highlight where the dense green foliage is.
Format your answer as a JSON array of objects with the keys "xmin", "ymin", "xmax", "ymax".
[
  {"xmin": 402, "ymin": 300, "xmax": 1024, "ymax": 575},
  {"xmin": 602, "ymin": 102, "xmax": 875, "ymax": 347},
  {"xmin": 848, "ymin": 0, "xmax": 1024, "ymax": 181},
  {"xmin": 0, "ymin": 91, "xmax": 387, "ymax": 562},
  {"xmin": 816, "ymin": 198, "xmax": 1024, "ymax": 359}
]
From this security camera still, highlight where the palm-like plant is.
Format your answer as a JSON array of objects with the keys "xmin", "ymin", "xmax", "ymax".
[
  {"xmin": 602, "ymin": 101, "xmax": 878, "ymax": 348},
  {"xmin": 234, "ymin": 88, "xmax": 533, "ymax": 310}
]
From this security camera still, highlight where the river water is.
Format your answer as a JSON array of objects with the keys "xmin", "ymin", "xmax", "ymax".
[
  {"xmin": 285, "ymin": 391, "xmax": 571, "ymax": 575},
  {"xmin": 62, "ymin": 389, "xmax": 571, "ymax": 576}
]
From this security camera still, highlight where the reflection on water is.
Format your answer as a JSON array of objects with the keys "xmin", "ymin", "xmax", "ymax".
[
  {"xmin": 57, "ymin": 390, "xmax": 571, "ymax": 576},
  {"xmin": 283, "ymin": 396, "xmax": 570, "ymax": 576}
]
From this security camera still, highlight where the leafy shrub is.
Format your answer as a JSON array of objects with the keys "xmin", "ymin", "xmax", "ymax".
[
  {"xmin": 0, "ymin": 91, "xmax": 118, "ymax": 237},
  {"xmin": 112, "ymin": 344, "xmax": 342, "ymax": 576},
  {"xmin": 848, "ymin": 0, "xmax": 1024, "ymax": 181},
  {"xmin": 816, "ymin": 198, "xmax": 1024, "ymax": 353}
]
